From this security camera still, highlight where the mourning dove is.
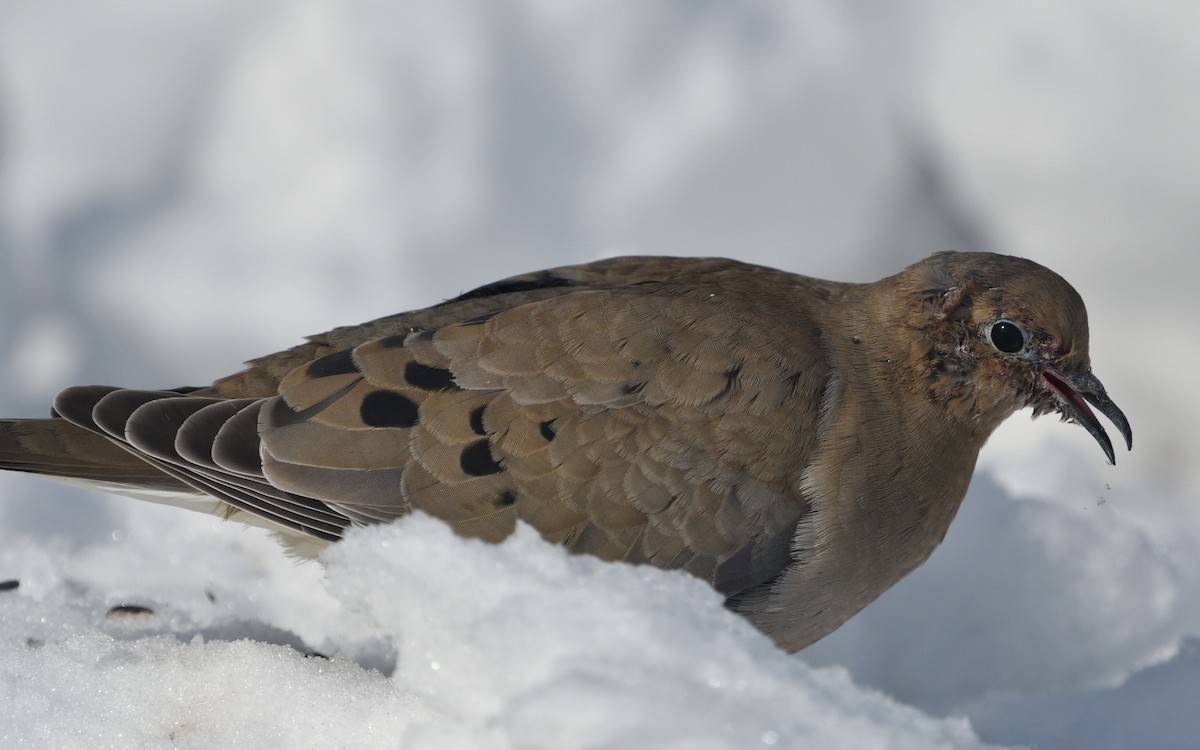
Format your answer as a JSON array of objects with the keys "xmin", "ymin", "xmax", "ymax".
[{"xmin": 0, "ymin": 252, "xmax": 1130, "ymax": 651}]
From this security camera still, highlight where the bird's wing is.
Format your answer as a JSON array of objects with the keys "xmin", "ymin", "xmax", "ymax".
[
  {"xmin": 33, "ymin": 260, "xmax": 835, "ymax": 597},
  {"xmin": 255, "ymin": 281, "xmax": 830, "ymax": 593}
]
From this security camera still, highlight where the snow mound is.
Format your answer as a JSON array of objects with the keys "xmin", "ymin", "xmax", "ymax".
[{"xmin": 0, "ymin": 514, "xmax": 1001, "ymax": 749}]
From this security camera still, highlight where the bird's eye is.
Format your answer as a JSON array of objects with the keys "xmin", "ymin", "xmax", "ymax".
[{"xmin": 988, "ymin": 319, "xmax": 1026, "ymax": 354}]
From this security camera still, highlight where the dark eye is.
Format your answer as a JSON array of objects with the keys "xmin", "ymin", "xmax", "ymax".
[{"xmin": 988, "ymin": 319, "xmax": 1026, "ymax": 354}]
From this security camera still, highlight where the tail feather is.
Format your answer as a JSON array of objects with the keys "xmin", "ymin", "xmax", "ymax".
[{"xmin": 0, "ymin": 418, "xmax": 190, "ymax": 491}]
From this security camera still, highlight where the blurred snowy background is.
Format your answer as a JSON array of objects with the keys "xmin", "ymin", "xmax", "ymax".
[{"xmin": 1, "ymin": 2, "xmax": 1197, "ymax": 748}]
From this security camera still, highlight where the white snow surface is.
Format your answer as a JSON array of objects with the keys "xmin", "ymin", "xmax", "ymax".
[
  {"xmin": 1, "ymin": 3, "xmax": 1197, "ymax": 748},
  {"xmin": 0, "ymin": 515, "xmax": 993, "ymax": 750}
]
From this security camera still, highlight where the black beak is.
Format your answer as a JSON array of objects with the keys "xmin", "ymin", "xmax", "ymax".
[{"xmin": 1042, "ymin": 368, "xmax": 1133, "ymax": 465}]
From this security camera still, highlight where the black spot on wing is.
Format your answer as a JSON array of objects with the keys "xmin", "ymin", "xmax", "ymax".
[
  {"xmin": 469, "ymin": 404, "xmax": 487, "ymax": 436},
  {"xmin": 460, "ymin": 439, "xmax": 503, "ymax": 476},
  {"xmin": 360, "ymin": 390, "xmax": 419, "ymax": 428},
  {"xmin": 376, "ymin": 327, "xmax": 437, "ymax": 347},
  {"xmin": 306, "ymin": 349, "xmax": 358, "ymax": 378},
  {"xmin": 495, "ymin": 490, "xmax": 516, "ymax": 507},
  {"xmin": 539, "ymin": 419, "xmax": 556, "ymax": 441},
  {"xmin": 404, "ymin": 361, "xmax": 459, "ymax": 392}
]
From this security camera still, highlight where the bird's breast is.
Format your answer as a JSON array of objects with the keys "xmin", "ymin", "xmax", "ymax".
[{"xmin": 744, "ymin": 374, "xmax": 981, "ymax": 651}]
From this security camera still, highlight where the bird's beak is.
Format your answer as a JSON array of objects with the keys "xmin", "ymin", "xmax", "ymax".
[{"xmin": 1042, "ymin": 368, "xmax": 1133, "ymax": 465}]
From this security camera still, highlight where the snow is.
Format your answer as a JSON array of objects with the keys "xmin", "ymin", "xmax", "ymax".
[
  {"xmin": 1, "ymin": 2, "xmax": 1197, "ymax": 748},
  {"xmin": 1, "ymin": 515, "xmax": 993, "ymax": 750}
]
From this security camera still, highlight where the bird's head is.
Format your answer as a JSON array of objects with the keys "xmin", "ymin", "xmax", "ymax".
[{"xmin": 904, "ymin": 251, "xmax": 1132, "ymax": 464}]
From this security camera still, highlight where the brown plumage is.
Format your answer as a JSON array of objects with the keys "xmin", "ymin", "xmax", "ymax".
[{"xmin": 0, "ymin": 252, "xmax": 1131, "ymax": 651}]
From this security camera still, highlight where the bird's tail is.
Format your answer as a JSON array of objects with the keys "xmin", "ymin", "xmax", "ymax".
[{"xmin": 0, "ymin": 417, "xmax": 188, "ymax": 491}]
